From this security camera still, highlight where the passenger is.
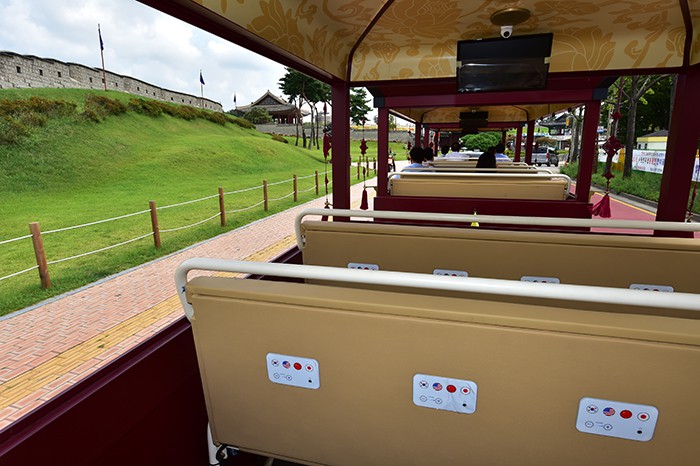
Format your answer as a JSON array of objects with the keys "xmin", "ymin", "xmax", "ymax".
[
  {"xmin": 476, "ymin": 147, "xmax": 497, "ymax": 169},
  {"xmin": 423, "ymin": 146, "xmax": 434, "ymax": 163},
  {"xmin": 494, "ymin": 143, "xmax": 510, "ymax": 161},
  {"xmin": 404, "ymin": 147, "xmax": 426, "ymax": 170},
  {"xmin": 445, "ymin": 142, "xmax": 464, "ymax": 159},
  {"xmin": 438, "ymin": 145, "xmax": 450, "ymax": 157}
]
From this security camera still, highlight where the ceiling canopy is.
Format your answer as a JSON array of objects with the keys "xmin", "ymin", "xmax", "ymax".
[{"xmin": 142, "ymin": 0, "xmax": 700, "ymax": 84}]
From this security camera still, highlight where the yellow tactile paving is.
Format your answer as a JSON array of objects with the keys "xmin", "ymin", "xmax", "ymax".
[{"xmin": 0, "ymin": 234, "xmax": 297, "ymax": 410}]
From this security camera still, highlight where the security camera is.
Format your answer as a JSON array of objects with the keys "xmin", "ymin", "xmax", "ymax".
[{"xmin": 500, "ymin": 25, "xmax": 513, "ymax": 39}]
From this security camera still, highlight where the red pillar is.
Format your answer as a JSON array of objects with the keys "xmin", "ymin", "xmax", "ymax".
[
  {"xmin": 575, "ymin": 100, "xmax": 601, "ymax": 203},
  {"xmin": 377, "ymin": 107, "xmax": 389, "ymax": 195},
  {"xmin": 657, "ymin": 66, "xmax": 700, "ymax": 223},
  {"xmin": 501, "ymin": 130, "xmax": 507, "ymax": 145},
  {"xmin": 414, "ymin": 123, "xmax": 422, "ymax": 148},
  {"xmin": 331, "ymin": 79, "xmax": 351, "ymax": 210},
  {"xmin": 423, "ymin": 126, "xmax": 430, "ymax": 148},
  {"xmin": 514, "ymin": 126, "xmax": 523, "ymax": 162},
  {"xmin": 525, "ymin": 121, "xmax": 535, "ymax": 164}
]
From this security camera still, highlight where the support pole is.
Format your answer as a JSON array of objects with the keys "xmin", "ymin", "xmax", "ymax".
[
  {"xmin": 377, "ymin": 107, "xmax": 389, "ymax": 195},
  {"xmin": 315, "ymin": 170, "xmax": 319, "ymax": 195},
  {"xmin": 576, "ymin": 100, "xmax": 601, "ymax": 203},
  {"xmin": 657, "ymin": 66, "xmax": 700, "ymax": 224},
  {"xmin": 293, "ymin": 175, "xmax": 298, "ymax": 202},
  {"xmin": 331, "ymin": 79, "xmax": 351, "ymax": 210},
  {"xmin": 149, "ymin": 201, "xmax": 161, "ymax": 248},
  {"xmin": 29, "ymin": 222, "xmax": 51, "ymax": 289},
  {"xmin": 525, "ymin": 121, "xmax": 535, "ymax": 164},
  {"xmin": 515, "ymin": 126, "xmax": 523, "ymax": 162},
  {"xmin": 263, "ymin": 180, "xmax": 269, "ymax": 211},
  {"xmin": 218, "ymin": 187, "xmax": 226, "ymax": 227}
]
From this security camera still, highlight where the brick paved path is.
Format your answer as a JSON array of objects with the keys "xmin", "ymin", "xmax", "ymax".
[{"xmin": 0, "ymin": 182, "xmax": 374, "ymax": 429}]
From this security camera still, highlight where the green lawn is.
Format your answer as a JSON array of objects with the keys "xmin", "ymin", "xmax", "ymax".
[{"xmin": 0, "ymin": 89, "xmax": 376, "ymax": 315}]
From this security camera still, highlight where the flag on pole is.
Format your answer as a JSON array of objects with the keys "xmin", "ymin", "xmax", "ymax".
[
  {"xmin": 199, "ymin": 71, "xmax": 205, "ymax": 85},
  {"xmin": 98, "ymin": 25, "xmax": 104, "ymax": 51},
  {"xmin": 233, "ymin": 93, "xmax": 236, "ymax": 106}
]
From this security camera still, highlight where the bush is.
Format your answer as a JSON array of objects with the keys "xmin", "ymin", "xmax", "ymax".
[
  {"xmin": 461, "ymin": 132, "xmax": 501, "ymax": 151},
  {"xmin": 271, "ymin": 133, "xmax": 288, "ymax": 143},
  {"xmin": 82, "ymin": 94, "xmax": 127, "ymax": 121},
  {"xmin": 0, "ymin": 117, "xmax": 30, "ymax": 144},
  {"xmin": 227, "ymin": 115, "xmax": 255, "ymax": 129},
  {"xmin": 243, "ymin": 107, "xmax": 273, "ymax": 124},
  {"xmin": 128, "ymin": 98, "xmax": 164, "ymax": 117}
]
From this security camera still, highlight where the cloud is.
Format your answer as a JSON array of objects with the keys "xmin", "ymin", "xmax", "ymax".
[{"xmin": 0, "ymin": 0, "xmax": 288, "ymax": 111}]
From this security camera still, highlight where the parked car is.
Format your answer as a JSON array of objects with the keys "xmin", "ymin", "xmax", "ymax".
[{"xmin": 532, "ymin": 148, "xmax": 559, "ymax": 167}]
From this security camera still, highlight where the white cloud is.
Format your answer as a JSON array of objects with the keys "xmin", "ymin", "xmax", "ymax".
[{"xmin": 0, "ymin": 0, "xmax": 288, "ymax": 111}]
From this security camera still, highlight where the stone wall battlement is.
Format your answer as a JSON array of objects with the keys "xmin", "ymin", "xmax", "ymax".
[{"xmin": 0, "ymin": 51, "xmax": 222, "ymax": 112}]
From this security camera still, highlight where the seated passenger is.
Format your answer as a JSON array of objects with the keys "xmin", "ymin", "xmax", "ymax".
[
  {"xmin": 494, "ymin": 143, "xmax": 511, "ymax": 161},
  {"xmin": 404, "ymin": 147, "xmax": 426, "ymax": 170},
  {"xmin": 438, "ymin": 145, "xmax": 450, "ymax": 158},
  {"xmin": 423, "ymin": 146, "xmax": 435, "ymax": 163},
  {"xmin": 445, "ymin": 142, "xmax": 465, "ymax": 159},
  {"xmin": 476, "ymin": 147, "xmax": 497, "ymax": 169}
]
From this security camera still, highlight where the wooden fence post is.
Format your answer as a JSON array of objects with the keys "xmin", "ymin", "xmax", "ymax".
[
  {"xmin": 366, "ymin": 157, "xmax": 370, "ymax": 175},
  {"xmin": 373, "ymin": 158, "xmax": 376, "ymax": 172},
  {"xmin": 357, "ymin": 162, "xmax": 360, "ymax": 180},
  {"xmin": 315, "ymin": 170, "xmax": 319, "ymax": 195},
  {"xmin": 149, "ymin": 200, "xmax": 161, "ymax": 248},
  {"xmin": 29, "ymin": 222, "xmax": 51, "ymax": 289},
  {"xmin": 218, "ymin": 187, "xmax": 226, "ymax": 227},
  {"xmin": 263, "ymin": 180, "xmax": 269, "ymax": 211},
  {"xmin": 293, "ymin": 175, "xmax": 298, "ymax": 202}
]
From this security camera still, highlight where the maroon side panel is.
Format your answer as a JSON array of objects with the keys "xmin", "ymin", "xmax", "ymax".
[
  {"xmin": 0, "ymin": 319, "xmax": 209, "ymax": 466},
  {"xmin": 374, "ymin": 195, "xmax": 592, "ymax": 219}
]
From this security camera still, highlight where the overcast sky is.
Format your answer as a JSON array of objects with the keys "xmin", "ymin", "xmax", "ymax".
[{"xmin": 0, "ymin": 0, "xmax": 288, "ymax": 111}]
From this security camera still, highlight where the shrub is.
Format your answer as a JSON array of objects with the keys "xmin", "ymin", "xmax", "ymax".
[
  {"xmin": 128, "ymin": 98, "xmax": 164, "ymax": 117},
  {"xmin": 0, "ymin": 117, "xmax": 30, "ymax": 144},
  {"xmin": 83, "ymin": 94, "xmax": 127, "ymax": 120},
  {"xmin": 202, "ymin": 111, "xmax": 228, "ymax": 126},
  {"xmin": 271, "ymin": 133, "xmax": 288, "ymax": 143},
  {"xmin": 228, "ymin": 115, "xmax": 255, "ymax": 129},
  {"xmin": 243, "ymin": 107, "xmax": 273, "ymax": 124}
]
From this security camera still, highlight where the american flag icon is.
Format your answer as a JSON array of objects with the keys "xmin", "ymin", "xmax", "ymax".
[
  {"xmin": 603, "ymin": 407, "xmax": 615, "ymax": 416},
  {"xmin": 433, "ymin": 383, "xmax": 443, "ymax": 391},
  {"xmin": 282, "ymin": 361, "xmax": 291, "ymax": 369}
]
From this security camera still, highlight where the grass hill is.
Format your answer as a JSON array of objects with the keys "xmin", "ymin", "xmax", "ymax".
[{"xmin": 0, "ymin": 88, "xmax": 374, "ymax": 315}]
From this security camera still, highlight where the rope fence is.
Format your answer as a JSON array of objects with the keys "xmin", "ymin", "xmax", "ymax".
[{"xmin": 1, "ymin": 165, "xmax": 360, "ymax": 290}]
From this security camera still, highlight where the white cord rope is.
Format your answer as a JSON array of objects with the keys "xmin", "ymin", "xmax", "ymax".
[
  {"xmin": 0, "ymin": 265, "xmax": 39, "ymax": 282},
  {"xmin": 160, "ymin": 213, "xmax": 221, "ymax": 233},
  {"xmin": 0, "ymin": 234, "xmax": 33, "ymax": 246},
  {"xmin": 268, "ymin": 191, "xmax": 295, "ymax": 202},
  {"xmin": 267, "ymin": 178, "xmax": 294, "ymax": 187},
  {"xmin": 41, "ymin": 209, "xmax": 151, "ymax": 235},
  {"xmin": 224, "ymin": 185, "xmax": 264, "ymax": 195},
  {"xmin": 297, "ymin": 173, "xmax": 316, "ymax": 180},
  {"xmin": 226, "ymin": 200, "xmax": 265, "ymax": 214},
  {"xmin": 158, "ymin": 193, "xmax": 219, "ymax": 210},
  {"xmin": 47, "ymin": 232, "xmax": 153, "ymax": 265},
  {"xmin": 299, "ymin": 185, "xmax": 318, "ymax": 193}
]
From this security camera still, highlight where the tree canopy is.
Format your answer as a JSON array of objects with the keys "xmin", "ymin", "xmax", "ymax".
[
  {"xmin": 350, "ymin": 88, "xmax": 371, "ymax": 127},
  {"xmin": 461, "ymin": 132, "xmax": 500, "ymax": 152}
]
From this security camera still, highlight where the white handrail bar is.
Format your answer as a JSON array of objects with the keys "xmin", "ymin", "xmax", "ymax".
[
  {"xmin": 387, "ymin": 171, "xmax": 571, "ymax": 195},
  {"xmin": 293, "ymin": 208, "xmax": 700, "ymax": 249},
  {"xmin": 403, "ymin": 167, "xmax": 554, "ymax": 174},
  {"xmin": 174, "ymin": 258, "xmax": 700, "ymax": 320}
]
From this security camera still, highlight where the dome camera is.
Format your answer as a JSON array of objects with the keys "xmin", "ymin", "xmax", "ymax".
[{"xmin": 500, "ymin": 25, "xmax": 513, "ymax": 39}]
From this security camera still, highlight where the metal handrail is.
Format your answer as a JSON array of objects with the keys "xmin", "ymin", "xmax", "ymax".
[
  {"xmin": 175, "ymin": 258, "xmax": 700, "ymax": 320},
  {"xmin": 293, "ymin": 208, "xmax": 700, "ymax": 249}
]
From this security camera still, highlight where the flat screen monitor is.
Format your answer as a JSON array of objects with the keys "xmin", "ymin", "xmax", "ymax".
[{"xmin": 457, "ymin": 33, "xmax": 553, "ymax": 93}]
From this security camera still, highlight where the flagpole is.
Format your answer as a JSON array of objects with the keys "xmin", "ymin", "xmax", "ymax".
[
  {"xmin": 200, "ymin": 69, "xmax": 203, "ymax": 108},
  {"xmin": 99, "ymin": 24, "xmax": 107, "ymax": 92}
]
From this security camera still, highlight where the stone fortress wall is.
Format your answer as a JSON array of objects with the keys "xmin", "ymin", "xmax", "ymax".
[{"xmin": 0, "ymin": 51, "xmax": 222, "ymax": 112}]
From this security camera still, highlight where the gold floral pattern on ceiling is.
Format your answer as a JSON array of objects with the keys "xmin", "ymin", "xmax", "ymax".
[{"xmin": 192, "ymin": 0, "xmax": 692, "ymax": 81}]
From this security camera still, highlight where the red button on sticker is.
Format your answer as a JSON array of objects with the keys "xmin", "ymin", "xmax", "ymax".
[
  {"xmin": 447, "ymin": 385, "xmax": 456, "ymax": 393},
  {"xmin": 293, "ymin": 362, "xmax": 302, "ymax": 370},
  {"xmin": 620, "ymin": 410, "xmax": 632, "ymax": 419}
]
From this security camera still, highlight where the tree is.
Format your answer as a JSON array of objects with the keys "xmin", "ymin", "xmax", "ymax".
[
  {"xmin": 372, "ymin": 114, "xmax": 398, "ymax": 131},
  {"xmin": 460, "ymin": 132, "xmax": 500, "ymax": 151},
  {"xmin": 350, "ymin": 88, "xmax": 371, "ymax": 127},
  {"xmin": 278, "ymin": 67, "xmax": 330, "ymax": 149},
  {"xmin": 242, "ymin": 107, "xmax": 273, "ymax": 124}
]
